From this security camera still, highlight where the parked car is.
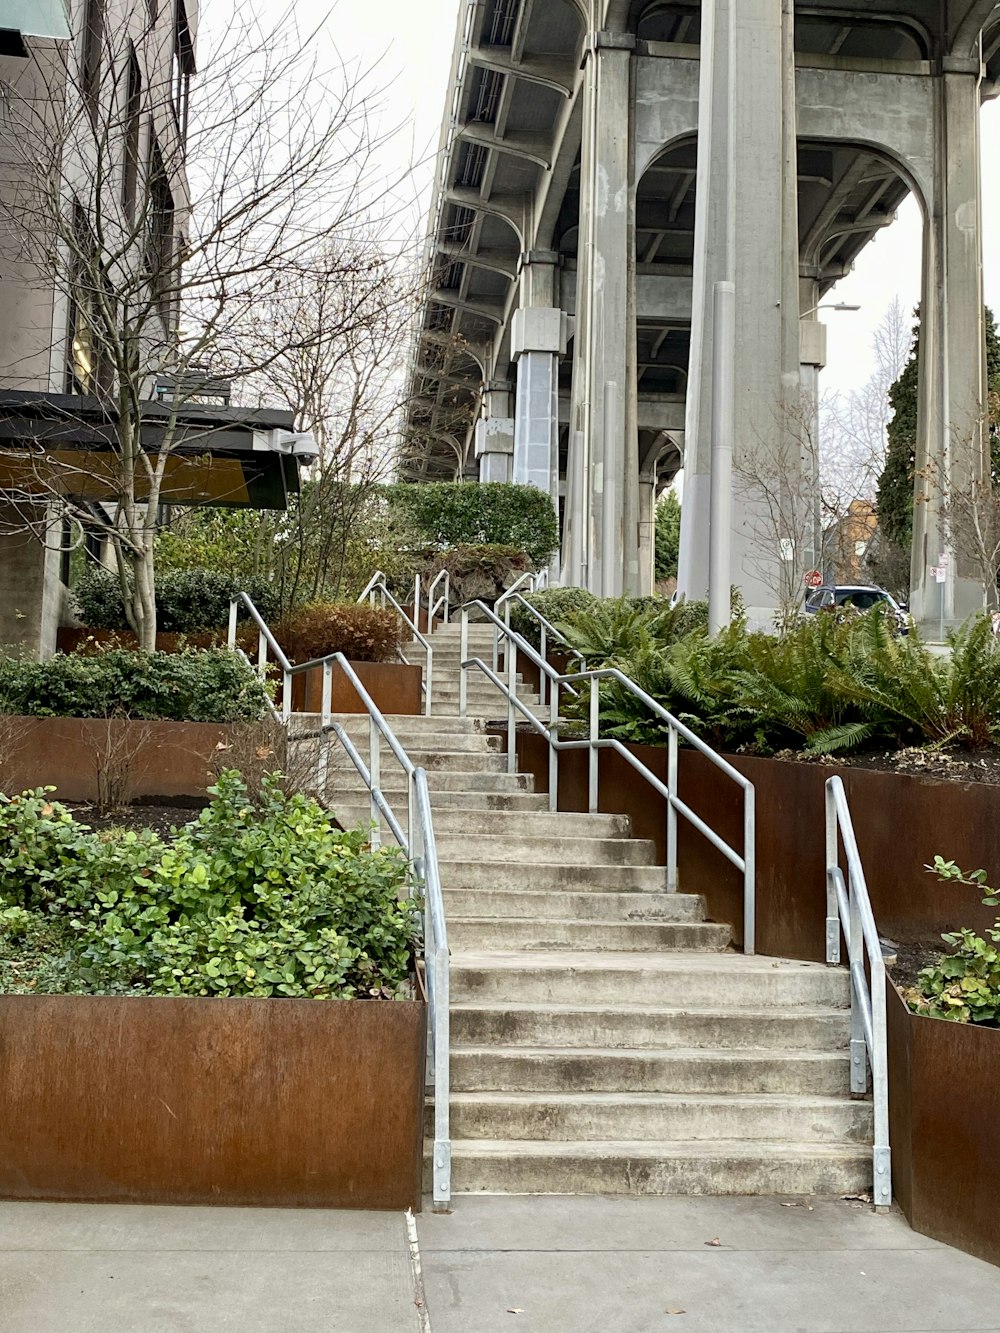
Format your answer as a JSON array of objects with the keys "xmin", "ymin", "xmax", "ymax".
[{"xmin": 805, "ymin": 584, "xmax": 909, "ymax": 633}]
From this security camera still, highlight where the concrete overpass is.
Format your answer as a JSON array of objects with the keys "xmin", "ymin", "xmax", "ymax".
[{"xmin": 406, "ymin": 0, "xmax": 1000, "ymax": 630}]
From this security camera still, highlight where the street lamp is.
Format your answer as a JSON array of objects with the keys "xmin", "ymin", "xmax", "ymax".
[{"xmin": 801, "ymin": 301, "xmax": 862, "ymax": 318}]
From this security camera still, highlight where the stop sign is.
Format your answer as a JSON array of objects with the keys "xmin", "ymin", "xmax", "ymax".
[{"xmin": 804, "ymin": 570, "xmax": 823, "ymax": 589}]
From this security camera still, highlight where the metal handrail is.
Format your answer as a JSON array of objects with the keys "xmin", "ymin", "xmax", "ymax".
[
  {"xmin": 227, "ymin": 595, "xmax": 451, "ymax": 1209},
  {"xmin": 427, "ymin": 569, "xmax": 451, "ymax": 630},
  {"xmin": 825, "ymin": 776, "xmax": 891, "ymax": 1211},
  {"xmin": 492, "ymin": 589, "xmax": 586, "ymax": 704},
  {"xmin": 459, "ymin": 600, "xmax": 757, "ymax": 954},
  {"xmin": 356, "ymin": 572, "xmax": 435, "ymax": 716}
]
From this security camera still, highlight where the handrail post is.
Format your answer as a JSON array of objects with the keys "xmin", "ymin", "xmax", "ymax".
[
  {"xmin": 588, "ymin": 676, "xmax": 599, "ymax": 814},
  {"xmin": 281, "ymin": 670, "xmax": 292, "ymax": 723},
  {"xmin": 825, "ymin": 782, "xmax": 842, "ymax": 965},
  {"xmin": 459, "ymin": 608, "xmax": 469, "ymax": 718},
  {"xmin": 506, "ymin": 635, "xmax": 518, "ymax": 775},
  {"xmin": 848, "ymin": 865, "xmax": 867, "ymax": 1095},
  {"xmin": 443, "ymin": 572, "xmax": 450, "ymax": 625},
  {"xmin": 743, "ymin": 784, "xmax": 756, "ymax": 956},
  {"xmin": 667, "ymin": 724, "xmax": 679, "ymax": 893},
  {"xmin": 425, "ymin": 641, "xmax": 434, "ymax": 717},
  {"xmin": 321, "ymin": 660, "xmax": 333, "ymax": 731},
  {"xmin": 871, "ymin": 961, "xmax": 892, "ymax": 1210},
  {"xmin": 539, "ymin": 624, "xmax": 547, "ymax": 707},
  {"xmin": 369, "ymin": 717, "xmax": 381, "ymax": 849},
  {"xmin": 548, "ymin": 678, "xmax": 560, "ymax": 814},
  {"xmin": 258, "ymin": 629, "xmax": 268, "ymax": 673},
  {"xmin": 413, "ymin": 574, "xmax": 421, "ymax": 631},
  {"xmin": 227, "ymin": 599, "xmax": 238, "ymax": 648}
]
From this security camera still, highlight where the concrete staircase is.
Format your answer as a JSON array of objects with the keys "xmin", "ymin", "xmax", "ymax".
[{"xmin": 292, "ymin": 621, "xmax": 873, "ymax": 1198}]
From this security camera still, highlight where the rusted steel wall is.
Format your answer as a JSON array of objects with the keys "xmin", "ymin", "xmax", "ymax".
[
  {"xmin": 514, "ymin": 734, "xmax": 1000, "ymax": 959},
  {"xmin": 0, "ymin": 717, "xmax": 283, "ymax": 803},
  {"xmin": 293, "ymin": 662, "xmax": 422, "ymax": 716},
  {"xmin": 887, "ymin": 982, "xmax": 1000, "ymax": 1266},
  {"xmin": 0, "ymin": 995, "xmax": 426, "ymax": 1211}
]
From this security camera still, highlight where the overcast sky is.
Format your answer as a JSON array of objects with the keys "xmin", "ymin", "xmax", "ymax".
[{"xmin": 294, "ymin": 0, "xmax": 999, "ymax": 395}]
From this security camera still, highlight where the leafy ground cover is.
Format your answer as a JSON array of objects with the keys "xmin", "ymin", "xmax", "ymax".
[{"xmin": 0, "ymin": 773, "xmax": 419, "ymax": 1001}]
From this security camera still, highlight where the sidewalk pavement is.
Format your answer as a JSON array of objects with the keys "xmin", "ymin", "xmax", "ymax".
[{"xmin": 2, "ymin": 1195, "xmax": 999, "ymax": 1333}]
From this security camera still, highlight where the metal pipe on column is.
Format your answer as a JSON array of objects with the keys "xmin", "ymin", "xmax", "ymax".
[{"xmin": 709, "ymin": 281, "xmax": 736, "ymax": 635}]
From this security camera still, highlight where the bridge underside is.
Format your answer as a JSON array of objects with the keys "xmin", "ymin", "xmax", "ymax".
[{"xmin": 406, "ymin": 0, "xmax": 1000, "ymax": 631}]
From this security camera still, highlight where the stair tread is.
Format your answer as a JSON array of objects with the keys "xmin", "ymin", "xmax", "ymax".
[
  {"xmin": 451, "ymin": 950, "xmax": 838, "ymax": 973},
  {"xmin": 439, "ymin": 1090, "xmax": 863, "ymax": 1107},
  {"xmin": 450, "ymin": 1001, "xmax": 849, "ymax": 1020},
  {"xmin": 443, "ymin": 1139, "xmax": 869, "ymax": 1159},
  {"xmin": 451, "ymin": 1045, "xmax": 848, "ymax": 1061}
]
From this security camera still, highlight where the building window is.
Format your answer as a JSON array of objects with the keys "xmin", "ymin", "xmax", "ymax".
[
  {"xmin": 173, "ymin": 1, "xmax": 194, "ymax": 139},
  {"xmin": 146, "ymin": 139, "xmax": 176, "ymax": 332},
  {"xmin": 66, "ymin": 206, "xmax": 109, "ymax": 396},
  {"xmin": 81, "ymin": 0, "xmax": 105, "ymax": 122},
  {"xmin": 121, "ymin": 46, "xmax": 142, "ymax": 222}
]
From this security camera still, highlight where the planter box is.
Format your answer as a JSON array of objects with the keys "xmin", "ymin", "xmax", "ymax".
[
  {"xmin": 291, "ymin": 660, "xmax": 422, "ymax": 716},
  {"xmin": 0, "ymin": 716, "xmax": 284, "ymax": 803},
  {"xmin": 512, "ymin": 734, "xmax": 1000, "ymax": 957},
  {"xmin": 0, "ymin": 994, "xmax": 426, "ymax": 1211},
  {"xmin": 886, "ymin": 980, "xmax": 1000, "ymax": 1266}
]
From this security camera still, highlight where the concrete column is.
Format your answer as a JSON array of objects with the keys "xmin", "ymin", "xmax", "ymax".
[
  {"xmin": 681, "ymin": 0, "xmax": 801, "ymax": 625},
  {"xmin": 677, "ymin": 0, "xmax": 729, "ymax": 603},
  {"xmin": 475, "ymin": 379, "xmax": 515, "ymax": 484},
  {"xmin": 568, "ymin": 31, "xmax": 637, "ymax": 597},
  {"xmin": 511, "ymin": 298, "xmax": 566, "ymax": 506},
  {"xmin": 0, "ymin": 502, "xmax": 65, "ymax": 659},
  {"xmin": 799, "ymin": 314, "xmax": 827, "ymax": 579},
  {"xmin": 911, "ymin": 63, "xmax": 987, "ymax": 633},
  {"xmin": 638, "ymin": 475, "xmax": 657, "ymax": 596}
]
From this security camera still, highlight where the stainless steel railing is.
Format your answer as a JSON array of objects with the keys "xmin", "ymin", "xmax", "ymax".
[
  {"xmin": 227, "ymin": 593, "xmax": 451, "ymax": 1208},
  {"xmin": 356, "ymin": 571, "xmax": 435, "ymax": 716},
  {"xmin": 459, "ymin": 600, "xmax": 757, "ymax": 955},
  {"xmin": 825, "ymin": 775, "xmax": 891, "ymax": 1210}
]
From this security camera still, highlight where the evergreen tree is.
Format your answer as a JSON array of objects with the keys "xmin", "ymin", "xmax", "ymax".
[
  {"xmin": 876, "ymin": 307, "xmax": 1000, "ymax": 550},
  {"xmin": 654, "ymin": 490, "xmax": 681, "ymax": 582}
]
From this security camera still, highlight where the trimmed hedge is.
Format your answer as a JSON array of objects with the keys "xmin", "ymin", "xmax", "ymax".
[
  {"xmin": 0, "ymin": 650, "xmax": 270, "ymax": 723},
  {"xmin": 74, "ymin": 568, "xmax": 280, "ymax": 633},
  {"xmin": 273, "ymin": 603, "xmax": 404, "ymax": 665},
  {"xmin": 381, "ymin": 482, "xmax": 559, "ymax": 568}
]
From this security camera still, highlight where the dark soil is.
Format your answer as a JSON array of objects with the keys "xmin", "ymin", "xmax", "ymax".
[
  {"xmin": 887, "ymin": 940, "xmax": 947, "ymax": 995},
  {"xmin": 771, "ymin": 747, "xmax": 1000, "ymax": 786},
  {"xmin": 66, "ymin": 799, "xmax": 207, "ymax": 838}
]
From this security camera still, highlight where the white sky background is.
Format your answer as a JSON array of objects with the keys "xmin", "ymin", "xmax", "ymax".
[{"xmin": 203, "ymin": 0, "xmax": 1000, "ymax": 396}]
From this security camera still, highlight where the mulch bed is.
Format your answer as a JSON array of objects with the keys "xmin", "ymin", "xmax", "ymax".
[{"xmin": 66, "ymin": 800, "xmax": 207, "ymax": 838}]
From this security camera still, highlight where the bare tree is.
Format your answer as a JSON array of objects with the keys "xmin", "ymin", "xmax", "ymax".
[{"xmin": 0, "ymin": 2, "xmax": 403, "ymax": 647}]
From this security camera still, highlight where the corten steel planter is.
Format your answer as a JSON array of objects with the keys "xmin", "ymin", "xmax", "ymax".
[
  {"xmin": 291, "ymin": 661, "xmax": 422, "ymax": 716},
  {"xmin": 513, "ymin": 734, "xmax": 1000, "ymax": 956},
  {"xmin": 886, "ymin": 980, "xmax": 1000, "ymax": 1266},
  {"xmin": 0, "ymin": 994, "xmax": 427, "ymax": 1211},
  {"xmin": 0, "ymin": 717, "xmax": 284, "ymax": 803}
]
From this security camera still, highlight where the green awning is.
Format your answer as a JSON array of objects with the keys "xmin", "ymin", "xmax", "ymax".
[{"xmin": 0, "ymin": 0, "xmax": 70, "ymax": 39}]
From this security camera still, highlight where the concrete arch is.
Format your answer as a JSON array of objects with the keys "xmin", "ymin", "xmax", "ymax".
[{"xmin": 952, "ymin": 1, "xmax": 1000, "ymax": 58}]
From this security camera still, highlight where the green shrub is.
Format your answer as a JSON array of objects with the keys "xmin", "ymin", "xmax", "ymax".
[
  {"xmin": 0, "ymin": 649, "xmax": 270, "ymax": 723},
  {"xmin": 74, "ymin": 567, "xmax": 280, "ymax": 633},
  {"xmin": 381, "ymin": 482, "xmax": 559, "ymax": 567},
  {"xmin": 273, "ymin": 602, "xmax": 404, "ymax": 665},
  {"xmin": 904, "ymin": 857, "xmax": 1000, "ymax": 1024},
  {"xmin": 0, "ymin": 774, "xmax": 419, "ymax": 999},
  {"xmin": 508, "ymin": 587, "xmax": 599, "ymax": 648}
]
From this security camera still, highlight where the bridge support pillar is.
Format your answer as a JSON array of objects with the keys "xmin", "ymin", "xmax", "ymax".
[
  {"xmin": 567, "ymin": 31, "xmax": 639, "ymax": 597},
  {"xmin": 512, "ymin": 306, "xmax": 565, "ymax": 504},
  {"xmin": 475, "ymin": 380, "xmax": 515, "ymax": 484},
  {"xmin": 911, "ymin": 63, "xmax": 988, "ymax": 633},
  {"xmin": 680, "ymin": 0, "xmax": 802, "ymax": 626}
]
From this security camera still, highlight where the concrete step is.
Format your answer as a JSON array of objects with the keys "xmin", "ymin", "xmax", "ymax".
[
  {"xmin": 450, "ymin": 1046, "xmax": 851, "ymax": 1096},
  {"xmin": 450, "ymin": 952, "xmax": 852, "ymax": 1008},
  {"xmin": 289, "ymin": 713, "xmax": 485, "ymax": 736},
  {"xmin": 433, "ymin": 1091, "xmax": 874, "ymax": 1145},
  {"xmin": 450, "ymin": 1002, "xmax": 849, "ymax": 1051},
  {"xmin": 441, "ymin": 890, "xmax": 704, "ymax": 921},
  {"xmin": 434, "ymin": 832, "xmax": 656, "ymax": 866},
  {"xmin": 434, "ymin": 1139, "xmax": 872, "ymax": 1197},
  {"xmin": 447, "ymin": 918, "xmax": 732, "ymax": 952},
  {"xmin": 333, "ymin": 789, "xmax": 550, "ymax": 813},
  {"xmin": 339, "ymin": 771, "xmax": 536, "ymax": 795},
  {"xmin": 325, "ymin": 749, "xmax": 508, "ymax": 773},
  {"xmin": 328, "ymin": 808, "xmax": 632, "ymax": 839},
  {"xmin": 438, "ymin": 863, "xmax": 672, "ymax": 892},
  {"xmin": 321, "ymin": 732, "xmax": 502, "ymax": 755}
]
